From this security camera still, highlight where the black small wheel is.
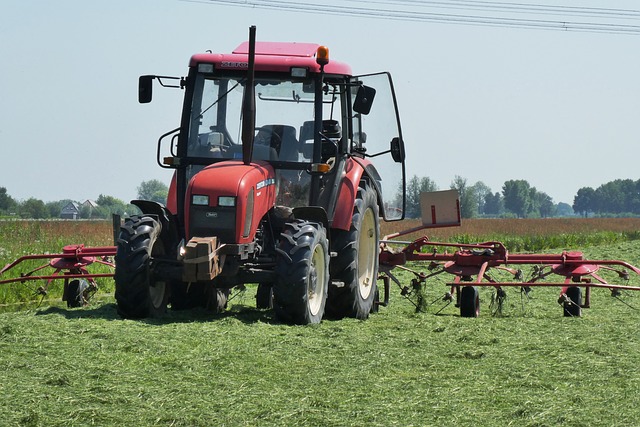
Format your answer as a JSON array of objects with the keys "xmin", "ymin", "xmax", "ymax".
[
  {"xmin": 563, "ymin": 286, "xmax": 582, "ymax": 317},
  {"xmin": 460, "ymin": 286, "xmax": 480, "ymax": 318},
  {"xmin": 66, "ymin": 279, "xmax": 89, "ymax": 308},
  {"xmin": 273, "ymin": 220, "xmax": 329, "ymax": 325},
  {"xmin": 204, "ymin": 286, "xmax": 230, "ymax": 313},
  {"xmin": 256, "ymin": 283, "xmax": 274, "ymax": 309},
  {"xmin": 171, "ymin": 282, "xmax": 206, "ymax": 310},
  {"xmin": 115, "ymin": 215, "xmax": 169, "ymax": 319},
  {"xmin": 370, "ymin": 288, "xmax": 380, "ymax": 314}
]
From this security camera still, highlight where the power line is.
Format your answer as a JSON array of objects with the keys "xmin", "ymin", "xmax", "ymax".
[{"xmin": 185, "ymin": 0, "xmax": 640, "ymax": 35}]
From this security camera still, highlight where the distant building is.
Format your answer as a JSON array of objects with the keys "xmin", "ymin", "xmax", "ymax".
[
  {"xmin": 60, "ymin": 202, "xmax": 80, "ymax": 219},
  {"xmin": 82, "ymin": 200, "xmax": 99, "ymax": 211}
]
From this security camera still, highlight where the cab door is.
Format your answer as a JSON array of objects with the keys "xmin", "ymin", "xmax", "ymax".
[{"xmin": 350, "ymin": 72, "xmax": 406, "ymax": 220}]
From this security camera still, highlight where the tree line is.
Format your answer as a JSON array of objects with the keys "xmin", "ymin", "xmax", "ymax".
[
  {"xmin": 401, "ymin": 175, "xmax": 571, "ymax": 219},
  {"xmin": 3, "ymin": 176, "xmax": 637, "ymax": 220},
  {"xmin": 0, "ymin": 180, "xmax": 168, "ymax": 220},
  {"xmin": 573, "ymin": 179, "xmax": 640, "ymax": 217}
]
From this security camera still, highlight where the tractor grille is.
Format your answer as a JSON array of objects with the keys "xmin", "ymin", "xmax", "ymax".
[{"xmin": 189, "ymin": 206, "xmax": 236, "ymax": 243}]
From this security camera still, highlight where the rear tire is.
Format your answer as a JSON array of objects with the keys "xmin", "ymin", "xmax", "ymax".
[
  {"xmin": 327, "ymin": 181, "xmax": 379, "ymax": 319},
  {"xmin": 273, "ymin": 220, "xmax": 329, "ymax": 325},
  {"xmin": 563, "ymin": 286, "xmax": 582, "ymax": 317},
  {"xmin": 460, "ymin": 286, "xmax": 480, "ymax": 318},
  {"xmin": 115, "ymin": 216, "xmax": 169, "ymax": 319}
]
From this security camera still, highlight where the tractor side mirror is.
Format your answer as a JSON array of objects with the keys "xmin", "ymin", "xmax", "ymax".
[
  {"xmin": 139, "ymin": 75, "xmax": 154, "ymax": 103},
  {"xmin": 390, "ymin": 137, "xmax": 405, "ymax": 163},
  {"xmin": 353, "ymin": 85, "xmax": 376, "ymax": 115}
]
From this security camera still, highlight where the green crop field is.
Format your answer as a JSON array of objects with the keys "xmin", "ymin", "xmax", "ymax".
[{"xmin": 1, "ymin": 219, "xmax": 639, "ymax": 426}]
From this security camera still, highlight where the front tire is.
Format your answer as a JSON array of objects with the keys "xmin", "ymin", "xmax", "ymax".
[
  {"xmin": 273, "ymin": 220, "xmax": 329, "ymax": 325},
  {"xmin": 327, "ymin": 181, "xmax": 380, "ymax": 319},
  {"xmin": 115, "ymin": 216, "xmax": 169, "ymax": 319}
]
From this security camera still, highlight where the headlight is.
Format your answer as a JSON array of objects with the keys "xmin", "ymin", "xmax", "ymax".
[
  {"xmin": 192, "ymin": 195, "xmax": 210, "ymax": 206},
  {"xmin": 218, "ymin": 196, "xmax": 236, "ymax": 207}
]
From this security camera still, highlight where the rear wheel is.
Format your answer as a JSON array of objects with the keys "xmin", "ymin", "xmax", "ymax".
[
  {"xmin": 115, "ymin": 216, "xmax": 169, "ymax": 318},
  {"xmin": 273, "ymin": 220, "xmax": 329, "ymax": 324},
  {"xmin": 327, "ymin": 181, "xmax": 379, "ymax": 319}
]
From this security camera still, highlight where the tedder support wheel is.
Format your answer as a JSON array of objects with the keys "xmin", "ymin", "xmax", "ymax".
[
  {"xmin": 273, "ymin": 220, "xmax": 329, "ymax": 325},
  {"xmin": 563, "ymin": 286, "xmax": 582, "ymax": 317},
  {"xmin": 256, "ymin": 283, "xmax": 274, "ymax": 309},
  {"xmin": 460, "ymin": 286, "xmax": 480, "ymax": 318},
  {"xmin": 326, "ymin": 181, "xmax": 379, "ymax": 320},
  {"xmin": 66, "ymin": 279, "xmax": 89, "ymax": 308},
  {"xmin": 171, "ymin": 283, "xmax": 229, "ymax": 314},
  {"xmin": 115, "ymin": 215, "xmax": 169, "ymax": 319}
]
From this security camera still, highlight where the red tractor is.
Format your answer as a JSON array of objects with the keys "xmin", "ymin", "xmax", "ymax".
[{"xmin": 115, "ymin": 27, "xmax": 406, "ymax": 324}]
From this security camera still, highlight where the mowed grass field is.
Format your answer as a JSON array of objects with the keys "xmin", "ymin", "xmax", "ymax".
[{"xmin": 1, "ymin": 219, "xmax": 640, "ymax": 426}]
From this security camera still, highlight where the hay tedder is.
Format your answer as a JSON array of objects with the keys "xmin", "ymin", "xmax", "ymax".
[
  {"xmin": 2, "ymin": 27, "xmax": 640, "ymax": 320},
  {"xmin": 378, "ymin": 190, "xmax": 640, "ymax": 317},
  {"xmin": 0, "ymin": 244, "xmax": 116, "ymax": 308}
]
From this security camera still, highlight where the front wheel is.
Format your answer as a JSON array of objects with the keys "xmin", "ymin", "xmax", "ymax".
[
  {"xmin": 115, "ymin": 216, "xmax": 169, "ymax": 319},
  {"xmin": 273, "ymin": 220, "xmax": 329, "ymax": 325}
]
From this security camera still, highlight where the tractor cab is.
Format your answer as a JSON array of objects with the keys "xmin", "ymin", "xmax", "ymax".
[{"xmin": 146, "ymin": 41, "xmax": 406, "ymax": 229}]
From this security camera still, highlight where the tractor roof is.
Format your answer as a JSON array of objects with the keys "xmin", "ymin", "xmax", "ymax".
[{"xmin": 189, "ymin": 41, "xmax": 352, "ymax": 75}]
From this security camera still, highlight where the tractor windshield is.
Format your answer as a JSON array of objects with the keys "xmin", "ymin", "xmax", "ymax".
[{"xmin": 186, "ymin": 73, "xmax": 329, "ymax": 163}]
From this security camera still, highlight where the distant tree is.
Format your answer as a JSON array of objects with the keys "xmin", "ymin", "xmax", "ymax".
[
  {"xmin": 483, "ymin": 192, "xmax": 503, "ymax": 216},
  {"xmin": 19, "ymin": 198, "xmax": 48, "ymax": 219},
  {"xmin": 470, "ymin": 181, "xmax": 492, "ymax": 215},
  {"xmin": 0, "ymin": 187, "xmax": 15, "ymax": 212},
  {"xmin": 137, "ymin": 180, "xmax": 169, "ymax": 205},
  {"xmin": 573, "ymin": 187, "xmax": 595, "ymax": 217},
  {"xmin": 45, "ymin": 200, "xmax": 73, "ymax": 218},
  {"xmin": 556, "ymin": 202, "xmax": 575, "ymax": 217},
  {"xmin": 450, "ymin": 175, "xmax": 477, "ymax": 218},
  {"xmin": 502, "ymin": 180, "xmax": 532, "ymax": 218},
  {"xmin": 404, "ymin": 175, "xmax": 438, "ymax": 218},
  {"xmin": 97, "ymin": 194, "xmax": 129, "ymax": 216},
  {"xmin": 536, "ymin": 191, "xmax": 556, "ymax": 218}
]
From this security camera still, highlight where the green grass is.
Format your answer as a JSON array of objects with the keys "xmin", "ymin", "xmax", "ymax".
[
  {"xmin": 2, "ymin": 222, "xmax": 640, "ymax": 426},
  {"xmin": 2, "ymin": 254, "xmax": 640, "ymax": 426}
]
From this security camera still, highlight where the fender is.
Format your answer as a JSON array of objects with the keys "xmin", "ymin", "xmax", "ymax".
[
  {"xmin": 166, "ymin": 172, "xmax": 178, "ymax": 215},
  {"xmin": 332, "ymin": 157, "xmax": 383, "ymax": 231},
  {"xmin": 130, "ymin": 199, "xmax": 180, "ymax": 254}
]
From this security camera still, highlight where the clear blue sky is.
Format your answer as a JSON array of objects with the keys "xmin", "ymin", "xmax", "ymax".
[{"xmin": 1, "ymin": 0, "xmax": 638, "ymax": 205}]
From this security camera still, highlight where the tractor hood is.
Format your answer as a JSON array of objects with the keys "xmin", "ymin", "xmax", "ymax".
[{"xmin": 185, "ymin": 161, "xmax": 277, "ymax": 244}]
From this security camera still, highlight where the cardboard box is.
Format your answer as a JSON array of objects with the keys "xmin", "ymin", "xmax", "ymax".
[{"xmin": 182, "ymin": 236, "xmax": 220, "ymax": 282}]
